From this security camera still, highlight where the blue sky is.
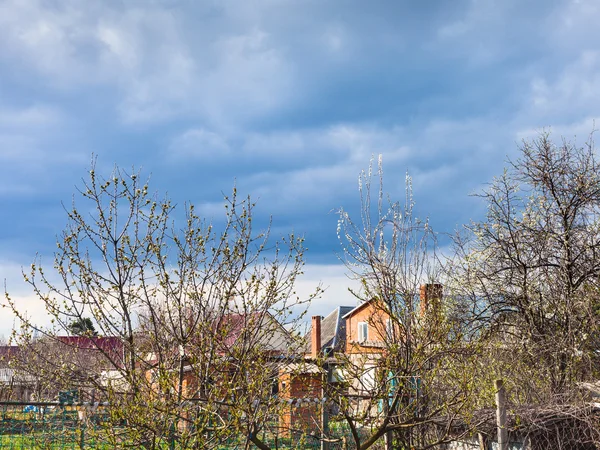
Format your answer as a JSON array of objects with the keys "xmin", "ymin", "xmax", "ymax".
[{"xmin": 2, "ymin": 0, "xmax": 600, "ymax": 336}]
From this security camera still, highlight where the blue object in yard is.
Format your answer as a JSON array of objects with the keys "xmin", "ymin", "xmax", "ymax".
[{"xmin": 23, "ymin": 405, "xmax": 39, "ymax": 413}]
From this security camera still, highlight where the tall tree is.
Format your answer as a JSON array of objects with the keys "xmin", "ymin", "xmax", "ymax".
[
  {"xmin": 333, "ymin": 157, "xmax": 477, "ymax": 450},
  {"xmin": 6, "ymin": 161, "xmax": 314, "ymax": 449},
  {"xmin": 69, "ymin": 317, "xmax": 97, "ymax": 336},
  {"xmin": 449, "ymin": 131, "xmax": 600, "ymax": 395}
]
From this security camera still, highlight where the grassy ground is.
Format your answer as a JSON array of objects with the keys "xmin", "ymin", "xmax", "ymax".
[
  {"xmin": 0, "ymin": 433, "xmax": 113, "ymax": 450},
  {"xmin": 0, "ymin": 414, "xmax": 342, "ymax": 449},
  {"xmin": 0, "ymin": 434, "xmax": 327, "ymax": 450}
]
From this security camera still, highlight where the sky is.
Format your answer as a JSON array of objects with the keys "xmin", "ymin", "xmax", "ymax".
[{"xmin": 1, "ymin": 0, "xmax": 600, "ymax": 337}]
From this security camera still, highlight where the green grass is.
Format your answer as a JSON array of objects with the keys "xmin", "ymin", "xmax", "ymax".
[
  {"xmin": 0, "ymin": 416, "xmax": 116, "ymax": 450},
  {"xmin": 1, "ymin": 432, "xmax": 326, "ymax": 450},
  {"xmin": 0, "ymin": 433, "xmax": 96, "ymax": 450},
  {"xmin": 1, "ymin": 415, "xmax": 336, "ymax": 449}
]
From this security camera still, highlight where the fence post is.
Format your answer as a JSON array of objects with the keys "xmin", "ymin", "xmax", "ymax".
[
  {"xmin": 80, "ymin": 426, "xmax": 85, "ymax": 449},
  {"xmin": 495, "ymin": 379, "xmax": 507, "ymax": 450},
  {"xmin": 477, "ymin": 432, "xmax": 486, "ymax": 450},
  {"xmin": 169, "ymin": 423, "xmax": 176, "ymax": 450},
  {"xmin": 321, "ymin": 362, "xmax": 330, "ymax": 450}
]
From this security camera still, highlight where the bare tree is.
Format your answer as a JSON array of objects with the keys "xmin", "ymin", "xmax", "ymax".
[
  {"xmin": 449, "ymin": 131, "xmax": 600, "ymax": 396},
  {"xmin": 332, "ymin": 157, "xmax": 478, "ymax": 450},
  {"xmin": 5, "ymin": 160, "xmax": 316, "ymax": 449}
]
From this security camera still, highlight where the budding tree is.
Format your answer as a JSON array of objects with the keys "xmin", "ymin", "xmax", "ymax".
[
  {"xmin": 332, "ymin": 157, "xmax": 478, "ymax": 450},
  {"xmin": 6, "ymin": 161, "xmax": 315, "ymax": 449},
  {"xmin": 449, "ymin": 131, "xmax": 600, "ymax": 397}
]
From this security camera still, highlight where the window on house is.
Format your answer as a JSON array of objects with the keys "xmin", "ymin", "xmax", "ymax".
[
  {"xmin": 386, "ymin": 318, "xmax": 394, "ymax": 340},
  {"xmin": 360, "ymin": 364, "xmax": 376, "ymax": 392},
  {"xmin": 358, "ymin": 322, "xmax": 368, "ymax": 343}
]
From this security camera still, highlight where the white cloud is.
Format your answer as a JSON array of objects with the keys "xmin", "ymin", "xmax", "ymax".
[
  {"xmin": 524, "ymin": 51, "xmax": 600, "ymax": 125},
  {"xmin": 168, "ymin": 128, "xmax": 230, "ymax": 160},
  {"xmin": 0, "ymin": 255, "xmax": 360, "ymax": 339},
  {"xmin": 294, "ymin": 264, "xmax": 360, "ymax": 317},
  {"xmin": 240, "ymin": 124, "xmax": 409, "ymax": 163},
  {"xmin": 322, "ymin": 23, "xmax": 348, "ymax": 54},
  {"xmin": 547, "ymin": 0, "xmax": 600, "ymax": 51},
  {"xmin": 222, "ymin": 119, "xmax": 508, "ymax": 219},
  {"xmin": 0, "ymin": 294, "xmax": 51, "ymax": 339},
  {"xmin": 96, "ymin": 23, "xmax": 140, "ymax": 73},
  {"xmin": 0, "ymin": 259, "xmax": 50, "ymax": 337},
  {"xmin": 0, "ymin": 1, "xmax": 295, "ymax": 126},
  {"xmin": 515, "ymin": 117, "xmax": 600, "ymax": 146},
  {"xmin": 432, "ymin": 0, "xmax": 522, "ymax": 66},
  {"xmin": 226, "ymin": 125, "xmax": 413, "ymax": 213},
  {"xmin": 197, "ymin": 28, "xmax": 293, "ymax": 126},
  {"xmin": 194, "ymin": 201, "xmax": 229, "ymax": 220},
  {"xmin": 0, "ymin": 104, "xmax": 62, "ymax": 129}
]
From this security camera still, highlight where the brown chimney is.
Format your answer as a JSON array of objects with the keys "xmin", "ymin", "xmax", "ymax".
[
  {"xmin": 311, "ymin": 315, "xmax": 322, "ymax": 358},
  {"xmin": 420, "ymin": 283, "xmax": 443, "ymax": 316}
]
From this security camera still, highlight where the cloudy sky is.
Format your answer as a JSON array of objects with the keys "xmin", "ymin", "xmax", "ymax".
[{"xmin": 1, "ymin": 0, "xmax": 599, "ymax": 336}]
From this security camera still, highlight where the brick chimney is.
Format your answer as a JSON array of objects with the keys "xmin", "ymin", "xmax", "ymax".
[
  {"xmin": 311, "ymin": 315, "xmax": 322, "ymax": 358},
  {"xmin": 420, "ymin": 283, "xmax": 443, "ymax": 316}
]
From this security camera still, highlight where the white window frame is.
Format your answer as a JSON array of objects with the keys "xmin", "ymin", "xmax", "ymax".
[
  {"xmin": 386, "ymin": 318, "xmax": 394, "ymax": 340},
  {"xmin": 360, "ymin": 363, "xmax": 377, "ymax": 392},
  {"xmin": 358, "ymin": 321, "xmax": 368, "ymax": 343}
]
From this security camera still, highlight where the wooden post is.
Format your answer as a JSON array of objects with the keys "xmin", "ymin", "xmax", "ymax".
[
  {"xmin": 384, "ymin": 430, "xmax": 393, "ymax": 450},
  {"xmin": 383, "ymin": 385, "xmax": 393, "ymax": 450},
  {"xmin": 477, "ymin": 432, "xmax": 486, "ymax": 450},
  {"xmin": 495, "ymin": 379, "xmax": 508, "ymax": 450},
  {"xmin": 321, "ymin": 363, "xmax": 330, "ymax": 450}
]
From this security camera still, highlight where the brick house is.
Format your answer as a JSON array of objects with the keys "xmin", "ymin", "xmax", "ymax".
[
  {"xmin": 278, "ymin": 285, "xmax": 443, "ymax": 434},
  {"xmin": 142, "ymin": 310, "xmax": 295, "ymax": 418},
  {"xmin": 279, "ymin": 307, "xmax": 353, "ymax": 435},
  {"xmin": 342, "ymin": 284, "xmax": 443, "ymax": 415},
  {"xmin": 181, "ymin": 311, "xmax": 293, "ymax": 396},
  {"xmin": 344, "ymin": 283, "xmax": 443, "ymax": 356}
]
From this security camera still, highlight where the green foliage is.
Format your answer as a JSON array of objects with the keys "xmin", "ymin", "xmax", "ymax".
[{"xmin": 68, "ymin": 318, "xmax": 96, "ymax": 337}]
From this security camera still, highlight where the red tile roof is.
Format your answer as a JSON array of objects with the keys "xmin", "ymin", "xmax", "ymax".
[{"xmin": 56, "ymin": 336, "xmax": 125, "ymax": 364}]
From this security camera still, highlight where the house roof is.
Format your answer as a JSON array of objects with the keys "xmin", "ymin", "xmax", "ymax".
[
  {"xmin": 341, "ymin": 299, "xmax": 376, "ymax": 320},
  {"xmin": 143, "ymin": 311, "xmax": 294, "ymax": 368},
  {"xmin": 0, "ymin": 346, "xmax": 19, "ymax": 358},
  {"xmin": 56, "ymin": 336, "xmax": 125, "ymax": 364},
  {"xmin": 342, "ymin": 286, "xmax": 441, "ymax": 319},
  {"xmin": 212, "ymin": 311, "xmax": 293, "ymax": 353},
  {"xmin": 305, "ymin": 306, "xmax": 354, "ymax": 354}
]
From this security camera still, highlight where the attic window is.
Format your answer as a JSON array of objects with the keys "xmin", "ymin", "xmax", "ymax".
[{"xmin": 358, "ymin": 322, "xmax": 368, "ymax": 343}]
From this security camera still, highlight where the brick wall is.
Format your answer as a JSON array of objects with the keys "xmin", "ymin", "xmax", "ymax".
[{"xmin": 279, "ymin": 370, "xmax": 322, "ymax": 436}]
